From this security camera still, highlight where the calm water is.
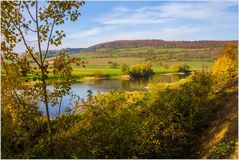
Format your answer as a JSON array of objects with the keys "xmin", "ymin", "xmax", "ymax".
[{"xmin": 40, "ymin": 73, "xmax": 189, "ymax": 117}]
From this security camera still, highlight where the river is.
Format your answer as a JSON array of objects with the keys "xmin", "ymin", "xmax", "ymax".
[{"xmin": 40, "ymin": 73, "xmax": 189, "ymax": 117}]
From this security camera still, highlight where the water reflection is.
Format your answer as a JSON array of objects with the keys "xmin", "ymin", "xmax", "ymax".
[
  {"xmin": 148, "ymin": 73, "xmax": 188, "ymax": 84},
  {"xmin": 89, "ymin": 73, "xmax": 189, "ymax": 91},
  {"xmin": 42, "ymin": 73, "xmax": 189, "ymax": 117}
]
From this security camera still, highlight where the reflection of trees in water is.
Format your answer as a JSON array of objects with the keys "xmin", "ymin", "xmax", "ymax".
[
  {"xmin": 130, "ymin": 79, "xmax": 148, "ymax": 89},
  {"xmin": 93, "ymin": 80, "xmax": 120, "ymax": 90},
  {"xmin": 85, "ymin": 74, "xmax": 190, "ymax": 91},
  {"xmin": 171, "ymin": 74, "xmax": 180, "ymax": 82},
  {"xmin": 94, "ymin": 80, "xmax": 103, "ymax": 86},
  {"xmin": 121, "ymin": 80, "xmax": 130, "ymax": 89},
  {"xmin": 149, "ymin": 74, "xmax": 189, "ymax": 83},
  {"xmin": 149, "ymin": 74, "xmax": 172, "ymax": 83},
  {"xmin": 121, "ymin": 79, "xmax": 148, "ymax": 90},
  {"xmin": 93, "ymin": 79, "xmax": 149, "ymax": 91}
]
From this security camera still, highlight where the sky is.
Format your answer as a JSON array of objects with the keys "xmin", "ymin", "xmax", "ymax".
[{"xmin": 15, "ymin": 0, "xmax": 238, "ymax": 52}]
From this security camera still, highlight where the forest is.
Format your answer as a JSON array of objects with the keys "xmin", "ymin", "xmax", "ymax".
[
  {"xmin": 87, "ymin": 39, "xmax": 237, "ymax": 51},
  {"xmin": 1, "ymin": 1, "xmax": 238, "ymax": 159}
]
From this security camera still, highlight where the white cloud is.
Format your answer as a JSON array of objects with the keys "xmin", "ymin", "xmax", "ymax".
[
  {"xmin": 95, "ymin": 1, "xmax": 237, "ymax": 25},
  {"xmin": 58, "ymin": 1, "xmax": 238, "ymax": 48},
  {"xmin": 68, "ymin": 27, "xmax": 102, "ymax": 39},
  {"xmin": 91, "ymin": 26, "xmax": 208, "ymax": 41},
  {"xmin": 95, "ymin": 6, "xmax": 172, "ymax": 25}
]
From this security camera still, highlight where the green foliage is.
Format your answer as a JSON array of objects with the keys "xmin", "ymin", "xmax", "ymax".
[
  {"xmin": 172, "ymin": 63, "xmax": 190, "ymax": 73},
  {"xmin": 181, "ymin": 63, "xmax": 190, "ymax": 72},
  {"xmin": 129, "ymin": 62, "xmax": 155, "ymax": 78},
  {"xmin": 210, "ymin": 138, "xmax": 238, "ymax": 159},
  {"xmin": 172, "ymin": 64, "xmax": 181, "ymax": 72},
  {"xmin": 108, "ymin": 61, "xmax": 119, "ymax": 68},
  {"xmin": 94, "ymin": 70, "xmax": 104, "ymax": 78},
  {"xmin": 121, "ymin": 64, "xmax": 130, "ymax": 75},
  {"xmin": 2, "ymin": 65, "xmax": 234, "ymax": 159},
  {"xmin": 138, "ymin": 71, "xmax": 214, "ymax": 158},
  {"xmin": 1, "ymin": 0, "xmax": 85, "ymax": 157},
  {"xmin": 1, "ymin": 2, "xmax": 237, "ymax": 158}
]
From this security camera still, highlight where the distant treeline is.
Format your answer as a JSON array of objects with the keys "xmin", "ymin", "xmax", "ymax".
[
  {"xmin": 87, "ymin": 40, "xmax": 238, "ymax": 51},
  {"xmin": 45, "ymin": 48, "xmax": 85, "ymax": 58}
]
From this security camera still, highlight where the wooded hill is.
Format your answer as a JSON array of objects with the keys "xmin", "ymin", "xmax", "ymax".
[
  {"xmin": 44, "ymin": 40, "xmax": 237, "ymax": 58},
  {"xmin": 87, "ymin": 40, "xmax": 238, "ymax": 51}
]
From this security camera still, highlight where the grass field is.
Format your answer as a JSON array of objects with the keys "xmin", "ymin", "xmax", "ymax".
[
  {"xmin": 1, "ymin": 47, "xmax": 215, "ymax": 81},
  {"xmin": 66, "ymin": 59, "xmax": 213, "ymax": 79},
  {"xmin": 64, "ymin": 47, "xmax": 215, "ymax": 79}
]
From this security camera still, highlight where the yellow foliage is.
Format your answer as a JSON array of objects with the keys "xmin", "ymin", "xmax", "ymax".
[{"xmin": 211, "ymin": 52, "xmax": 238, "ymax": 83}]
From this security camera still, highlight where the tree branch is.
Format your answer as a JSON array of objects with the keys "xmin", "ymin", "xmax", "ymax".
[
  {"xmin": 9, "ymin": 13, "xmax": 41, "ymax": 68},
  {"xmin": 25, "ymin": 3, "xmax": 37, "ymax": 23},
  {"xmin": 43, "ymin": 18, "xmax": 56, "ymax": 62},
  {"xmin": 1, "ymin": 55, "xmax": 36, "ymax": 123},
  {"xmin": 35, "ymin": 1, "xmax": 43, "ymax": 64}
]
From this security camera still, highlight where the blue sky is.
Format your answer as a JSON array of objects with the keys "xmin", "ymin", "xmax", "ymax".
[{"xmin": 16, "ymin": 0, "xmax": 238, "ymax": 51}]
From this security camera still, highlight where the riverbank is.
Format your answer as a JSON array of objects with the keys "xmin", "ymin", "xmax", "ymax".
[
  {"xmin": 32, "ymin": 68, "xmax": 190, "ymax": 83},
  {"xmin": 146, "ymin": 74, "xmax": 192, "ymax": 90}
]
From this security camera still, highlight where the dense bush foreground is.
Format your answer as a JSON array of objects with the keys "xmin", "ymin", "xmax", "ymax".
[{"xmin": 1, "ymin": 44, "xmax": 238, "ymax": 158}]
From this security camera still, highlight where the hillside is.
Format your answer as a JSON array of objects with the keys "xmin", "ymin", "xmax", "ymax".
[
  {"xmin": 86, "ymin": 40, "xmax": 238, "ymax": 51},
  {"xmin": 45, "ymin": 48, "xmax": 85, "ymax": 58},
  {"xmin": 42, "ymin": 40, "xmax": 237, "ymax": 80},
  {"xmin": 191, "ymin": 82, "xmax": 238, "ymax": 159},
  {"xmin": 45, "ymin": 40, "xmax": 237, "ymax": 59}
]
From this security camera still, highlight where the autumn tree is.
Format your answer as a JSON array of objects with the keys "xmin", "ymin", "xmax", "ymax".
[
  {"xmin": 108, "ymin": 61, "xmax": 119, "ymax": 68},
  {"xmin": 172, "ymin": 63, "xmax": 190, "ymax": 73},
  {"xmin": 172, "ymin": 64, "xmax": 181, "ymax": 72},
  {"xmin": 211, "ymin": 43, "xmax": 238, "ymax": 89},
  {"xmin": 1, "ymin": 1, "xmax": 85, "ymax": 142},
  {"xmin": 181, "ymin": 63, "xmax": 190, "ymax": 73},
  {"xmin": 121, "ymin": 64, "xmax": 130, "ymax": 75},
  {"xmin": 129, "ymin": 62, "xmax": 154, "ymax": 78}
]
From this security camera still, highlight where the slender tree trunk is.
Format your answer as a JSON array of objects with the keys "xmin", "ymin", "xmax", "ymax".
[
  {"xmin": 57, "ymin": 96, "xmax": 63, "ymax": 134},
  {"xmin": 35, "ymin": 1, "xmax": 51, "ymax": 139},
  {"xmin": 41, "ymin": 69, "xmax": 51, "ymax": 137},
  {"xmin": 58, "ymin": 96, "xmax": 63, "ymax": 118}
]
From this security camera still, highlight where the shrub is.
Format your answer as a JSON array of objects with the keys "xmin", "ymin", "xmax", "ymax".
[
  {"xmin": 129, "ymin": 62, "xmax": 155, "ymax": 79},
  {"xmin": 121, "ymin": 64, "xmax": 130, "ymax": 75},
  {"xmin": 181, "ymin": 63, "xmax": 190, "ymax": 73},
  {"xmin": 108, "ymin": 61, "xmax": 119, "ymax": 68},
  {"xmin": 172, "ymin": 63, "xmax": 190, "ymax": 73},
  {"xmin": 94, "ymin": 70, "xmax": 103, "ymax": 78},
  {"xmin": 139, "ymin": 71, "xmax": 214, "ymax": 158},
  {"xmin": 209, "ymin": 138, "xmax": 238, "ymax": 159},
  {"xmin": 172, "ymin": 64, "xmax": 181, "ymax": 72}
]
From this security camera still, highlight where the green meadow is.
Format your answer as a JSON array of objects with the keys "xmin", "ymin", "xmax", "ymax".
[
  {"xmin": 42, "ymin": 47, "xmax": 215, "ymax": 80},
  {"xmin": 1, "ymin": 47, "xmax": 215, "ymax": 81}
]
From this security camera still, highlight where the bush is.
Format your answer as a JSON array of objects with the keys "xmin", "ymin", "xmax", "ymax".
[
  {"xmin": 172, "ymin": 63, "xmax": 190, "ymax": 73},
  {"xmin": 172, "ymin": 64, "xmax": 181, "ymax": 72},
  {"xmin": 210, "ymin": 138, "xmax": 238, "ymax": 159},
  {"xmin": 129, "ymin": 62, "xmax": 155, "ymax": 79},
  {"xmin": 60, "ymin": 91, "xmax": 149, "ymax": 159},
  {"xmin": 94, "ymin": 70, "xmax": 104, "ymax": 78},
  {"xmin": 181, "ymin": 63, "xmax": 190, "ymax": 72},
  {"xmin": 108, "ymin": 61, "xmax": 119, "ymax": 68},
  {"xmin": 121, "ymin": 64, "xmax": 130, "ymax": 75},
  {"xmin": 140, "ymin": 71, "xmax": 214, "ymax": 158},
  {"xmin": 2, "ymin": 66, "xmax": 229, "ymax": 159}
]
